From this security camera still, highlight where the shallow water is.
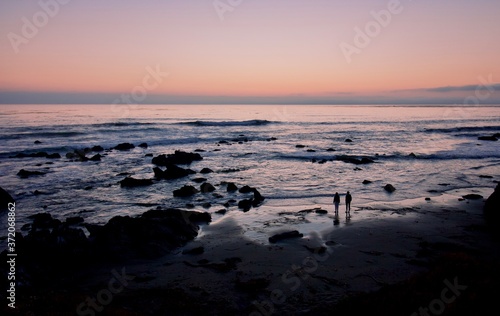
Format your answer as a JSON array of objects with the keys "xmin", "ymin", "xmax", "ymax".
[{"xmin": 0, "ymin": 104, "xmax": 499, "ymax": 239}]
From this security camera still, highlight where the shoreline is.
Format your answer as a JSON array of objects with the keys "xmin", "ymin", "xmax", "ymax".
[{"xmin": 2, "ymin": 186, "xmax": 499, "ymax": 315}]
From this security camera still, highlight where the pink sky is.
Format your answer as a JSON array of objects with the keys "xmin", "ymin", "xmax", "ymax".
[{"xmin": 1, "ymin": 0, "xmax": 499, "ymax": 104}]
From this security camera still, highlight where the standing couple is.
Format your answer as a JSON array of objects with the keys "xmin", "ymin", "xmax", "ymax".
[{"xmin": 333, "ymin": 191, "xmax": 352, "ymax": 217}]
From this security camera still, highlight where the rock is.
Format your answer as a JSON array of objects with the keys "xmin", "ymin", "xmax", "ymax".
[
  {"xmin": 462, "ymin": 194, "xmax": 483, "ymax": 200},
  {"xmin": 337, "ymin": 155, "xmax": 374, "ymax": 165},
  {"xmin": 89, "ymin": 154, "xmax": 102, "ymax": 161},
  {"xmin": 239, "ymin": 185, "xmax": 253, "ymax": 194},
  {"xmin": 296, "ymin": 144, "xmax": 306, "ymax": 148},
  {"xmin": 479, "ymin": 175, "xmax": 493, "ymax": 179},
  {"xmin": 478, "ymin": 136, "xmax": 498, "ymax": 141},
  {"xmin": 200, "ymin": 182, "xmax": 216, "ymax": 193},
  {"xmin": 173, "ymin": 185, "xmax": 199, "ymax": 197},
  {"xmin": 91, "ymin": 145, "xmax": 104, "ymax": 152},
  {"xmin": 114, "ymin": 143, "xmax": 135, "ymax": 150},
  {"xmin": 188, "ymin": 211, "xmax": 211, "ymax": 223},
  {"xmin": 361, "ymin": 157, "xmax": 375, "ymax": 164},
  {"xmin": 409, "ymin": 153, "xmax": 417, "ymax": 158},
  {"xmin": 145, "ymin": 153, "xmax": 153, "ymax": 157},
  {"xmin": 0, "ymin": 186, "xmax": 15, "ymax": 211},
  {"xmin": 227, "ymin": 182, "xmax": 238, "ymax": 192},
  {"xmin": 138, "ymin": 143, "xmax": 148, "ymax": 148},
  {"xmin": 345, "ymin": 139, "xmax": 353, "ymax": 143},
  {"xmin": 252, "ymin": 188, "xmax": 265, "ymax": 207},
  {"xmin": 46, "ymin": 153, "xmax": 61, "ymax": 159},
  {"xmin": 269, "ymin": 230, "xmax": 304, "ymax": 243},
  {"xmin": 152, "ymin": 150, "xmax": 203, "ymax": 166},
  {"xmin": 384, "ymin": 184, "xmax": 396, "ymax": 193},
  {"xmin": 200, "ymin": 168, "xmax": 214, "ymax": 174},
  {"xmin": 220, "ymin": 168, "xmax": 240, "ymax": 173},
  {"xmin": 34, "ymin": 140, "xmax": 42, "ymax": 144},
  {"xmin": 120, "ymin": 177, "xmax": 153, "ymax": 188},
  {"xmin": 425, "ymin": 197, "xmax": 431, "ymax": 201},
  {"xmin": 192, "ymin": 178, "xmax": 207, "ymax": 183},
  {"xmin": 65, "ymin": 216, "xmax": 84, "ymax": 225},
  {"xmin": 28, "ymin": 212, "xmax": 59, "ymax": 229},
  {"xmin": 17, "ymin": 169, "xmax": 45, "ymax": 178},
  {"xmin": 194, "ymin": 149, "xmax": 206, "ymax": 152},
  {"xmin": 215, "ymin": 209, "xmax": 227, "ymax": 215},
  {"xmin": 315, "ymin": 209, "xmax": 328, "ymax": 214},
  {"xmin": 326, "ymin": 148, "xmax": 335, "ymax": 152},
  {"xmin": 182, "ymin": 246, "xmax": 204, "ymax": 255},
  {"xmin": 307, "ymin": 149, "xmax": 316, "ymax": 152},
  {"xmin": 484, "ymin": 184, "xmax": 500, "ymax": 228},
  {"xmin": 154, "ymin": 165, "xmax": 196, "ymax": 180},
  {"xmin": 238, "ymin": 199, "xmax": 253, "ymax": 212},
  {"xmin": 202, "ymin": 202, "xmax": 212, "ymax": 209},
  {"xmin": 363, "ymin": 180, "xmax": 372, "ymax": 185}
]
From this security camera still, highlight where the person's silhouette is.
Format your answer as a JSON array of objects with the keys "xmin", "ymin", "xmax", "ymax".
[
  {"xmin": 345, "ymin": 191, "xmax": 352, "ymax": 217},
  {"xmin": 333, "ymin": 192, "xmax": 340, "ymax": 215}
]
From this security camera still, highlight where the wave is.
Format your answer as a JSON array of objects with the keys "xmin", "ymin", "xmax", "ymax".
[
  {"xmin": 176, "ymin": 120, "xmax": 275, "ymax": 127},
  {"xmin": 424, "ymin": 125, "xmax": 500, "ymax": 134},
  {"xmin": 0, "ymin": 131, "xmax": 84, "ymax": 140}
]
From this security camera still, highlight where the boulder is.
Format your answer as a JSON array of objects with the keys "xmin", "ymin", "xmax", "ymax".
[
  {"xmin": 200, "ymin": 168, "xmax": 214, "ymax": 174},
  {"xmin": 269, "ymin": 230, "xmax": 304, "ymax": 243},
  {"xmin": 91, "ymin": 145, "xmax": 104, "ymax": 152},
  {"xmin": 89, "ymin": 154, "xmax": 102, "ymax": 161},
  {"xmin": 345, "ymin": 139, "xmax": 353, "ymax": 143},
  {"xmin": 138, "ymin": 143, "xmax": 148, "ymax": 148},
  {"xmin": 34, "ymin": 140, "xmax": 42, "ymax": 144},
  {"xmin": 114, "ymin": 143, "xmax": 135, "ymax": 150},
  {"xmin": 227, "ymin": 182, "xmax": 238, "ymax": 192},
  {"xmin": 484, "ymin": 184, "xmax": 500, "ymax": 227},
  {"xmin": 17, "ymin": 169, "xmax": 45, "ymax": 178},
  {"xmin": 65, "ymin": 216, "xmax": 85, "ymax": 225},
  {"xmin": 238, "ymin": 199, "xmax": 253, "ymax": 212},
  {"xmin": 462, "ymin": 194, "xmax": 483, "ymax": 200},
  {"xmin": 173, "ymin": 185, "xmax": 199, "ymax": 197},
  {"xmin": 200, "ymin": 182, "xmax": 216, "ymax": 193},
  {"xmin": 152, "ymin": 150, "xmax": 203, "ymax": 166},
  {"xmin": 120, "ymin": 177, "xmax": 153, "ymax": 188},
  {"xmin": 295, "ymin": 144, "xmax": 306, "ymax": 148},
  {"xmin": 363, "ymin": 180, "xmax": 372, "ymax": 185},
  {"xmin": 192, "ymin": 178, "xmax": 207, "ymax": 183},
  {"xmin": 154, "ymin": 165, "xmax": 195, "ymax": 180},
  {"xmin": 478, "ymin": 136, "xmax": 498, "ymax": 141},
  {"xmin": 239, "ymin": 185, "xmax": 253, "ymax": 193},
  {"xmin": 384, "ymin": 184, "xmax": 396, "ymax": 193},
  {"xmin": 252, "ymin": 188, "xmax": 265, "ymax": 207}
]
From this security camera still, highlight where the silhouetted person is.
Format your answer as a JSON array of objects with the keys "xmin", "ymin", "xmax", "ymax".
[
  {"xmin": 333, "ymin": 192, "xmax": 340, "ymax": 215},
  {"xmin": 345, "ymin": 191, "xmax": 352, "ymax": 216}
]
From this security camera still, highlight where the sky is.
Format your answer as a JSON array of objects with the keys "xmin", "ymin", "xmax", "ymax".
[{"xmin": 1, "ymin": 0, "xmax": 499, "ymax": 104}]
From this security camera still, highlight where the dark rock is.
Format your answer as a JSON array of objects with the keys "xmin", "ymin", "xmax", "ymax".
[
  {"xmin": 425, "ymin": 197, "xmax": 431, "ymax": 201},
  {"xmin": 239, "ymin": 185, "xmax": 253, "ymax": 194},
  {"xmin": 194, "ymin": 149, "xmax": 206, "ymax": 152},
  {"xmin": 269, "ymin": 230, "xmax": 304, "ymax": 243},
  {"xmin": 462, "ymin": 194, "xmax": 483, "ymax": 200},
  {"xmin": 479, "ymin": 175, "xmax": 493, "ymax": 179},
  {"xmin": 311, "ymin": 158, "xmax": 317, "ymax": 163},
  {"xmin": 186, "ymin": 203, "xmax": 195, "ymax": 209},
  {"xmin": 202, "ymin": 202, "xmax": 212, "ymax": 209},
  {"xmin": 17, "ymin": 169, "xmax": 45, "ymax": 178},
  {"xmin": 84, "ymin": 186, "xmax": 93, "ymax": 191},
  {"xmin": 354, "ymin": 167, "xmax": 362, "ymax": 171},
  {"xmin": 361, "ymin": 157, "xmax": 375, "ymax": 164},
  {"xmin": 182, "ymin": 246, "xmax": 204, "ymax": 255},
  {"xmin": 478, "ymin": 136, "xmax": 498, "ymax": 141},
  {"xmin": 120, "ymin": 177, "xmax": 153, "ymax": 188},
  {"xmin": 345, "ymin": 139, "xmax": 353, "ymax": 143},
  {"xmin": 326, "ymin": 148, "xmax": 335, "ymax": 152},
  {"xmin": 296, "ymin": 144, "xmax": 306, "ymax": 148},
  {"xmin": 227, "ymin": 182, "xmax": 238, "ymax": 192},
  {"xmin": 192, "ymin": 178, "xmax": 207, "ymax": 183},
  {"xmin": 173, "ymin": 185, "xmax": 199, "ymax": 197},
  {"xmin": 315, "ymin": 209, "xmax": 328, "ymax": 214},
  {"xmin": 152, "ymin": 150, "xmax": 203, "ymax": 166},
  {"xmin": 384, "ymin": 184, "xmax": 396, "ymax": 193},
  {"xmin": 363, "ymin": 180, "xmax": 372, "ymax": 185},
  {"xmin": 28, "ymin": 212, "xmax": 56, "ymax": 229},
  {"xmin": 145, "ymin": 153, "xmax": 153, "ymax": 157},
  {"xmin": 0, "ymin": 186, "xmax": 15, "ymax": 211},
  {"xmin": 114, "ymin": 143, "xmax": 135, "ymax": 150},
  {"xmin": 307, "ymin": 149, "xmax": 316, "ymax": 152},
  {"xmin": 238, "ymin": 199, "xmax": 253, "ymax": 212},
  {"xmin": 188, "ymin": 211, "xmax": 211, "ymax": 223},
  {"xmin": 21, "ymin": 223, "xmax": 31, "ymax": 231},
  {"xmin": 220, "ymin": 168, "xmax": 240, "ymax": 173},
  {"xmin": 65, "ymin": 216, "xmax": 84, "ymax": 225},
  {"xmin": 200, "ymin": 183, "xmax": 216, "ymax": 193},
  {"xmin": 154, "ymin": 164, "xmax": 196, "ymax": 180},
  {"xmin": 33, "ymin": 190, "xmax": 46, "ymax": 196},
  {"xmin": 91, "ymin": 145, "xmax": 104, "ymax": 152},
  {"xmin": 252, "ymin": 188, "xmax": 265, "ymax": 207},
  {"xmin": 318, "ymin": 159, "xmax": 327, "ymax": 164},
  {"xmin": 200, "ymin": 168, "xmax": 214, "ymax": 174},
  {"xmin": 484, "ymin": 184, "xmax": 500, "ymax": 228},
  {"xmin": 46, "ymin": 153, "xmax": 61, "ymax": 159},
  {"xmin": 89, "ymin": 154, "xmax": 102, "ymax": 161},
  {"xmin": 409, "ymin": 153, "xmax": 417, "ymax": 158},
  {"xmin": 215, "ymin": 209, "xmax": 227, "ymax": 215},
  {"xmin": 138, "ymin": 143, "xmax": 148, "ymax": 148},
  {"xmin": 34, "ymin": 140, "xmax": 42, "ymax": 144},
  {"xmin": 219, "ymin": 140, "xmax": 229, "ymax": 144}
]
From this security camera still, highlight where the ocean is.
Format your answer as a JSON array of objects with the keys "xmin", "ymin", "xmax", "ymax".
[{"xmin": 1, "ymin": 104, "xmax": 499, "ymax": 241}]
